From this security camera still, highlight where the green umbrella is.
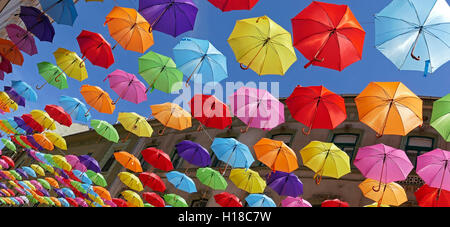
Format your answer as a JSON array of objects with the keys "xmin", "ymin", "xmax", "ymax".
[
  {"xmin": 8, "ymin": 170, "xmax": 22, "ymax": 180},
  {"xmin": 144, "ymin": 203, "xmax": 154, "ymax": 207},
  {"xmin": 43, "ymin": 197, "xmax": 55, "ymax": 206},
  {"xmin": 86, "ymin": 170, "xmax": 107, "ymax": 187},
  {"xmin": 14, "ymin": 135, "xmax": 31, "ymax": 149},
  {"xmin": 431, "ymin": 94, "xmax": 450, "ymax": 141},
  {"xmin": 39, "ymin": 163, "xmax": 54, "ymax": 174},
  {"xmin": 36, "ymin": 62, "xmax": 68, "ymax": 90},
  {"xmin": 44, "ymin": 154, "xmax": 59, "ymax": 168},
  {"xmin": 37, "ymin": 178, "xmax": 51, "ymax": 190},
  {"xmin": 138, "ymin": 51, "xmax": 183, "ymax": 94},
  {"xmin": 0, "ymin": 198, "xmax": 5, "ymax": 205},
  {"xmin": 91, "ymin": 119, "xmax": 119, "ymax": 143},
  {"xmin": 196, "ymin": 167, "xmax": 228, "ymax": 190},
  {"xmin": 1, "ymin": 138, "xmax": 16, "ymax": 152},
  {"xmin": 70, "ymin": 180, "xmax": 87, "ymax": 194},
  {"xmin": 1, "ymin": 120, "xmax": 19, "ymax": 135},
  {"xmin": 163, "ymin": 194, "xmax": 188, "ymax": 207}
]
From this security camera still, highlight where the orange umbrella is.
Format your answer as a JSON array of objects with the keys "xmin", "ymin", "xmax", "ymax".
[
  {"xmin": 80, "ymin": 84, "xmax": 115, "ymax": 116},
  {"xmin": 355, "ymin": 82, "xmax": 422, "ymax": 137},
  {"xmin": 104, "ymin": 6, "xmax": 154, "ymax": 53},
  {"xmin": 33, "ymin": 133, "xmax": 54, "ymax": 151},
  {"xmin": 44, "ymin": 177, "xmax": 59, "ymax": 188},
  {"xmin": 0, "ymin": 38, "xmax": 24, "ymax": 66},
  {"xmin": 92, "ymin": 186, "xmax": 112, "ymax": 201},
  {"xmin": 253, "ymin": 138, "xmax": 299, "ymax": 173},
  {"xmin": 114, "ymin": 151, "xmax": 143, "ymax": 173},
  {"xmin": 150, "ymin": 102, "xmax": 192, "ymax": 135},
  {"xmin": 50, "ymin": 197, "xmax": 62, "ymax": 207}
]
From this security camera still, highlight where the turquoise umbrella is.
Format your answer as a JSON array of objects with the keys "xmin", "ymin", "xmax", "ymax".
[
  {"xmin": 211, "ymin": 138, "xmax": 255, "ymax": 173},
  {"xmin": 166, "ymin": 171, "xmax": 197, "ymax": 193},
  {"xmin": 245, "ymin": 194, "xmax": 276, "ymax": 207},
  {"xmin": 39, "ymin": 0, "xmax": 78, "ymax": 26}
]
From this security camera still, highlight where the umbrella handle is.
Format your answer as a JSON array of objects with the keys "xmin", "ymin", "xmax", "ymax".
[
  {"xmin": 35, "ymin": 83, "xmax": 46, "ymax": 90},
  {"xmin": 302, "ymin": 127, "xmax": 312, "ymax": 136},
  {"xmin": 240, "ymin": 63, "xmax": 250, "ymax": 70},
  {"xmin": 197, "ymin": 125, "xmax": 203, "ymax": 131},
  {"xmin": 158, "ymin": 127, "xmax": 166, "ymax": 136},
  {"xmin": 313, "ymin": 173, "xmax": 322, "ymax": 185},
  {"xmin": 376, "ymin": 133, "xmax": 383, "ymax": 138},
  {"xmin": 240, "ymin": 126, "xmax": 249, "ymax": 133},
  {"xmin": 372, "ymin": 184, "xmax": 382, "ymax": 192},
  {"xmin": 304, "ymin": 57, "xmax": 324, "ymax": 69}
]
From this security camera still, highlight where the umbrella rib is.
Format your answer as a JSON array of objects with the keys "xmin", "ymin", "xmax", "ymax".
[{"xmin": 423, "ymin": 29, "xmax": 450, "ymax": 48}]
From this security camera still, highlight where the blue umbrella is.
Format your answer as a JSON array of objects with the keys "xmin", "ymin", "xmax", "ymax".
[
  {"xmin": 6, "ymin": 118, "xmax": 26, "ymax": 135},
  {"xmin": 22, "ymin": 167, "xmax": 37, "ymax": 178},
  {"xmin": 245, "ymin": 194, "xmax": 276, "ymax": 207},
  {"xmin": 61, "ymin": 187, "xmax": 75, "ymax": 198},
  {"xmin": 58, "ymin": 197, "xmax": 71, "ymax": 207},
  {"xmin": 39, "ymin": 0, "xmax": 78, "ymax": 26},
  {"xmin": 166, "ymin": 171, "xmax": 197, "ymax": 193},
  {"xmin": 375, "ymin": 0, "xmax": 450, "ymax": 76},
  {"xmin": 211, "ymin": 138, "xmax": 254, "ymax": 170},
  {"xmin": 11, "ymin": 80, "xmax": 38, "ymax": 102},
  {"xmin": 173, "ymin": 37, "xmax": 227, "ymax": 86},
  {"xmin": 15, "ymin": 169, "xmax": 29, "ymax": 179},
  {"xmin": 17, "ymin": 181, "xmax": 31, "ymax": 190},
  {"xmin": 9, "ymin": 197, "xmax": 20, "ymax": 206},
  {"xmin": 72, "ymin": 169, "xmax": 92, "ymax": 185},
  {"xmin": 58, "ymin": 95, "xmax": 91, "ymax": 123},
  {"xmin": 35, "ymin": 152, "xmax": 49, "ymax": 165}
]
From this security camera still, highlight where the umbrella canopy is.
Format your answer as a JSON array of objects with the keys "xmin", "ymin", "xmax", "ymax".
[
  {"xmin": 14, "ymin": 116, "xmax": 33, "ymax": 134},
  {"xmin": 92, "ymin": 186, "xmax": 111, "ymax": 201},
  {"xmin": 21, "ymin": 167, "xmax": 36, "ymax": 178},
  {"xmin": 196, "ymin": 167, "xmax": 227, "ymax": 190},
  {"xmin": 18, "ymin": 6, "xmax": 55, "ymax": 42},
  {"xmin": 208, "ymin": 0, "xmax": 259, "ymax": 12},
  {"xmin": 1, "ymin": 138, "xmax": 16, "ymax": 152},
  {"xmin": 72, "ymin": 170, "xmax": 91, "ymax": 184},
  {"xmin": 91, "ymin": 119, "xmax": 119, "ymax": 143},
  {"xmin": 163, "ymin": 193, "xmax": 188, "ymax": 207},
  {"xmin": 0, "ymin": 39, "xmax": 24, "ymax": 66},
  {"xmin": 253, "ymin": 138, "xmax": 298, "ymax": 173},
  {"xmin": 5, "ymin": 24, "xmax": 37, "ymax": 56},
  {"xmin": 44, "ymin": 132, "xmax": 67, "ymax": 150},
  {"xmin": 53, "ymin": 48, "xmax": 88, "ymax": 82},
  {"xmin": 1, "ymin": 156, "xmax": 14, "ymax": 169},
  {"xmin": 45, "ymin": 177, "xmax": 59, "ymax": 188},
  {"xmin": 117, "ymin": 112, "xmax": 153, "ymax": 138},
  {"xmin": 415, "ymin": 184, "xmax": 450, "ymax": 207},
  {"xmin": 321, "ymin": 199, "xmax": 349, "ymax": 207},
  {"xmin": 52, "ymin": 155, "xmax": 72, "ymax": 171},
  {"xmin": 37, "ymin": 179, "xmax": 51, "ymax": 190},
  {"xmin": 11, "ymin": 80, "xmax": 38, "ymax": 102},
  {"xmin": 0, "ymin": 92, "xmax": 18, "ymax": 112},
  {"xmin": 245, "ymin": 194, "xmax": 276, "ymax": 207},
  {"xmin": 80, "ymin": 85, "xmax": 115, "ymax": 115},
  {"xmin": 22, "ymin": 114, "xmax": 44, "ymax": 132},
  {"xmin": 229, "ymin": 86, "xmax": 285, "ymax": 132},
  {"xmin": 26, "ymin": 135, "xmax": 44, "ymax": 151},
  {"xmin": 300, "ymin": 141, "xmax": 351, "ymax": 184},
  {"xmin": 45, "ymin": 104, "xmax": 72, "ymax": 127},
  {"xmin": 36, "ymin": 62, "xmax": 68, "ymax": 90},
  {"xmin": 359, "ymin": 178, "xmax": 407, "ymax": 207},
  {"xmin": 211, "ymin": 137, "xmax": 254, "ymax": 170},
  {"xmin": 79, "ymin": 155, "xmax": 101, "ymax": 173},
  {"xmin": 118, "ymin": 172, "xmax": 143, "ymax": 192},
  {"xmin": 214, "ymin": 192, "xmax": 242, "ymax": 207},
  {"xmin": 4, "ymin": 87, "xmax": 25, "ymax": 107},
  {"xmin": 138, "ymin": 172, "xmax": 166, "ymax": 192},
  {"xmin": 105, "ymin": 6, "xmax": 154, "ymax": 53},
  {"xmin": 189, "ymin": 94, "xmax": 232, "ymax": 130},
  {"xmin": 266, "ymin": 171, "xmax": 303, "ymax": 198},
  {"xmin": 416, "ymin": 148, "xmax": 450, "ymax": 191},
  {"xmin": 58, "ymin": 95, "xmax": 91, "ymax": 123},
  {"xmin": 121, "ymin": 190, "xmax": 144, "ymax": 207},
  {"xmin": 291, "ymin": 1, "xmax": 365, "ymax": 70},
  {"xmin": 173, "ymin": 37, "xmax": 227, "ymax": 85},
  {"xmin": 228, "ymin": 15, "xmax": 296, "ymax": 75},
  {"xmin": 104, "ymin": 69, "xmax": 147, "ymax": 104},
  {"xmin": 281, "ymin": 196, "xmax": 312, "ymax": 207},
  {"xmin": 76, "ymin": 30, "xmax": 114, "ymax": 69},
  {"xmin": 375, "ymin": 0, "xmax": 450, "ymax": 75},
  {"xmin": 33, "ymin": 134, "xmax": 54, "ymax": 151},
  {"xmin": 86, "ymin": 170, "xmax": 107, "ymax": 187},
  {"xmin": 355, "ymin": 82, "xmax": 423, "ymax": 136},
  {"xmin": 175, "ymin": 140, "xmax": 211, "ymax": 167},
  {"xmin": 229, "ymin": 168, "xmax": 266, "ymax": 193},
  {"xmin": 430, "ymin": 94, "xmax": 450, "ymax": 141},
  {"xmin": 166, "ymin": 171, "xmax": 197, "ymax": 193},
  {"xmin": 114, "ymin": 151, "xmax": 143, "ymax": 173},
  {"xmin": 138, "ymin": 51, "xmax": 183, "ymax": 94},
  {"xmin": 150, "ymin": 102, "xmax": 191, "ymax": 135},
  {"xmin": 65, "ymin": 155, "xmax": 86, "ymax": 172},
  {"xmin": 111, "ymin": 198, "xmax": 128, "ymax": 207},
  {"xmin": 142, "ymin": 192, "xmax": 165, "ymax": 207},
  {"xmin": 39, "ymin": 0, "xmax": 78, "ymax": 26},
  {"xmin": 138, "ymin": 0, "xmax": 198, "ymax": 37}
]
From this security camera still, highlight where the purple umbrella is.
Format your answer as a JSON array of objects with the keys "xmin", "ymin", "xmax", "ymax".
[
  {"xmin": 78, "ymin": 155, "xmax": 100, "ymax": 173},
  {"xmin": 417, "ymin": 148, "xmax": 450, "ymax": 192},
  {"xmin": 139, "ymin": 0, "xmax": 198, "ymax": 37},
  {"xmin": 281, "ymin": 196, "xmax": 312, "ymax": 207},
  {"xmin": 65, "ymin": 155, "xmax": 87, "ymax": 172},
  {"xmin": 5, "ymin": 24, "xmax": 37, "ymax": 56},
  {"xmin": 5, "ymin": 87, "xmax": 26, "ymax": 107},
  {"xmin": 0, "ymin": 171, "xmax": 8, "ymax": 179},
  {"xmin": 55, "ymin": 168, "xmax": 70, "ymax": 179},
  {"xmin": 15, "ymin": 168, "xmax": 29, "ymax": 179},
  {"xmin": 26, "ymin": 136, "xmax": 43, "ymax": 151},
  {"xmin": 175, "ymin": 140, "xmax": 211, "ymax": 167},
  {"xmin": 18, "ymin": 6, "xmax": 55, "ymax": 42},
  {"xmin": 104, "ymin": 69, "xmax": 147, "ymax": 105},
  {"xmin": 14, "ymin": 117, "xmax": 33, "ymax": 134},
  {"xmin": 0, "ymin": 182, "xmax": 7, "ymax": 189},
  {"xmin": 54, "ymin": 188, "xmax": 65, "ymax": 198},
  {"xmin": 266, "ymin": 171, "xmax": 303, "ymax": 197}
]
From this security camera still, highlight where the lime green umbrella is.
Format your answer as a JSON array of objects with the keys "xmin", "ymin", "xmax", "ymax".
[
  {"xmin": 163, "ymin": 194, "xmax": 188, "ymax": 207},
  {"xmin": 43, "ymin": 197, "xmax": 55, "ymax": 206},
  {"xmin": 14, "ymin": 135, "xmax": 31, "ymax": 149},
  {"xmin": 196, "ymin": 167, "xmax": 228, "ymax": 190},
  {"xmin": 144, "ymin": 203, "xmax": 154, "ymax": 207},
  {"xmin": 91, "ymin": 119, "xmax": 119, "ymax": 143},
  {"xmin": 36, "ymin": 62, "xmax": 68, "ymax": 90},
  {"xmin": 39, "ymin": 163, "xmax": 55, "ymax": 174},
  {"xmin": 37, "ymin": 178, "xmax": 51, "ymax": 190},
  {"xmin": 431, "ymin": 94, "xmax": 450, "ymax": 141},
  {"xmin": 70, "ymin": 181, "xmax": 87, "ymax": 194},
  {"xmin": 44, "ymin": 154, "xmax": 59, "ymax": 168},
  {"xmin": 138, "ymin": 51, "xmax": 183, "ymax": 94},
  {"xmin": 1, "ymin": 138, "xmax": 16, "ymax": 152},
  {"xmin": 1, "ymin": 120, "xmax": 19, "ymax": 135},
  {"xmin": 86, "ymin": 170, "xmax": 107, "ymax": 187},
  {"xmin": 8, "ymin": 170, "xmax": 22, "ymax": 180}
]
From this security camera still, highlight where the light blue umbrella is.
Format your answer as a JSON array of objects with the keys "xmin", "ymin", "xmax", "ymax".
[
  {"xmin": 39, "ymin": 0, "xmax": 78, "ymax": 26},
  {"xmin": 22, "ymin": 167, "xmax": 37, "ymax": 178},
  {"xmin": 58, "ymin": 197, "xmax": 70, "ymax": 207},
  {"xmin": 166, "ymin": 171, "xmax": 197, "ymax": 193},
  {"xmin": 58, "ymin": 95, "xmax": 91, "ymax": 123},
  {"xmin": 375, "ymin": 0, "xmax": 450, "ymax": 76},
  {"xmin": 11, "ymin": 80, "xmax": 38, "ymax": 102},
  {"xmin": 173, "ymin": 37, "xmax": 227, "ymax": 86},
  {"xmin": 6, "ymin": 118, "xmax": 26, "ymax": 135},
  {"xmin": 10, "ymin": 197, "xmax": 19, "ymax": 206},
  {"xmin": 211, "ymin": 138, "xmax": 255, "ymax": 170},
  {"xmin": 18, "ymin": 181, "xmax": 31, "ymax": 190},
  {"xmin": 245, "ymin": 194, "xmax": 276, "ymax": 207},
  {"xmin": 72, "ymin": 169, "xmax": 92, "ymax": 185},
  {"xmin": 61, "ymin": 187, "xmax": 75, "ymax": 199},
  {"xmin": 35, "ymin": 152, "xmax": 50, "ymax": 165}
]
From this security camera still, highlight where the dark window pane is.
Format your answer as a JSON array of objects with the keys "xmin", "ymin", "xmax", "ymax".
[
  {"xmin": 404, "ymin": 136, "xmax": 434, "ymax": 168},
  {"xmin": 191, "ymin": 199, "xmax": 208, "ymax": 207},
  {"xmin": 171, "ymin": 149, "xmax": 184, "ymax": 169},
  {"xmin": 332, "ymin": 133, "xmax": 359, "ymax": 164}
]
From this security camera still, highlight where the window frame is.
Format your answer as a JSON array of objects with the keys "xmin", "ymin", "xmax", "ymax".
[
  {"xmin": 331, "ymin": 133, "xmax": 360, "ymax": 165},
  {"xmin": 404, "ymin": 136, "xmax": 435, "ymax": 168},
  {"xmin": 190, "ymin": 198, "xmax": 208, "ymax": 207}
]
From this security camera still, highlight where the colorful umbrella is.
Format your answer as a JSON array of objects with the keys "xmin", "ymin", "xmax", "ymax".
[
  {"xmin": 13, "ymin": 116, "xmax": 33, "ymax": 134},
  {"xmin": 142, "ymin": 192, "xmax": 165, "ymax": 207},
  {"xmin": 53, "ymin": 48, "xmax": 88, "ymax": 82},
  {"xmin": 5, "ymin": 24, "xmax": 37, "ymax": 56},
  {"xmin": 44, "ymin": 132, "xmax": 67, "ymax": 150},
  {"xmin": 430, "ymin": 94, "xmax": 450, "ymax": 141},
  {"xmin": 245, "ymin": 194, "xmax": 276, "ymax": 207},
  {"xmin": 4, "ymin": 87, "xmax": 25, "ymax": 107},
  {"xmin": 138, "ymin": 172, "xmax": 166, "ymax": 192},
  {"xmin": 118, "ymin": 172, "xmax": 143, "ymax": 192},
  {"xmin": 175, "ymin": 140, "xmax": 211, "ymax": 167},
  {"xmin": 266, "ymin": 171, "xmax": 303, "ymax": 198},
  {"xmin": 359, "ymin": 178, "xmax": 407, "ymax": 207},
  {"xmin": 22, "ymin": 114, "xmax": 44, "ymax": 132},
  {"xmin": 78, "ymin": 155, "xmax": 101, "ymax": 173},
  {"xmin": 0, "ymin": 38, "xmax": 24, "ymax": 66},
  {"xmin": 211, "ymin": 137, "xmax": 254, "ymax": 172},
  {"xmin": 45, "ymin": 177, "xmax": 59, "ymax": 188},
  {"xmin": 92, "ymin": 186, "xmax": 111, "ymax": 201},
  {"xmin": 138, "ymin": 0, "xmax": 198, "ymax": 37},
  {"xmin": 321, "ymin": 199, "xmax": 349, "ymax": 207},
  {"xmin": 18, "ymin": 6, "xmax": 55, "ymax": 42},
  {"xmin": 214, "ymin": 192, "xmax": 242, "ymax": 207},
  {"xmin": 80, "ymin": 84, "xmax": 115, "ymax": 116},
  {"xmin": 228, "ymin": 15, "xmax": 296, "ymax": 75},
  {"xmin": 1, "ymin": 139, "xmax": 16, "ymax": 152},
  {"xmin": 58, "ymin": 95, "xmax": 91, "ymax": 123},
  {"xmin": 117, "ymin": 112, "xmax": 153, "ymax": 140},
  {"xmin": 281, "ymin": 196, "xmax": 312, "ymax": 207},
  {"xmin": 253, "ymin": 138, "xmax": 298, "ymax": 173},
  {"xmin": 45, "ymin": 104, "xmax": 72, "ymax": 127},
  {"xmin": 85, "ymin": 170, "xmax": 107, "ymax": 187},
  {"xmin": 121, "ymin": 190, "xmax": 144, "ymax": 207},
  {"xmin": 355, "ymin": 82, "xmax": 423, "ymax": 137},
  {"xmin": 76, "ymin": 30, "xmax": 114, "ymax": 69},
  {"xmin": 52, "ymin": 155, "xmax": 72, "ymax": 171},
  {"xmin": 208, "ymin": 0, "xmax": 259, "ymax": 12},
  {"xmin": 114, "ymin": 151, "xmax": 143, "ymax": 173},
  {"xmin": 163, "ymin": 193, "xmax": 188, "ymax": 207},
  {"xmin": 196, "ymin": 167, "xmax": 227, "ymax": 190},
  {"xmin": 33, "ymin": 134, "xmax": 54, "ymax": 151},
  {"xmin": 416, "ymin": 148, "xmax": 450, "ymax": 191},
  {"xmin": 173, "ymin": 37, "xmax": 227, "ymax": 86},
  {"xmin": 415, "ymin": 184, "xmax": 450, "ymax": 207},
  {"xmin": 39, "ymin": 0, "xmax": 78, "ymax": 26},
  {"xmin": 90, "ymin": 119, "xmax": 119, "ymax": 143},
  {"xmin": 36, "ymin": 62, "xmax": 68, "ymax": 90},
  {"xmin": 229, "ymin": 86, "xmax": 285, "ymax": 132},
  {"xmin": 11, "ymin": 80, "xmax": 38, "ymax": 102},
  {"xmin": 166, "ymin": 171, "xmax": 197, "ymax": 193},
  {"xmin": 30, "ymin": 164, "xmax": 45, "ymax": 177},
  {"xmin": 229, "ymin": 168, "xmax": 266, "ymax": 194},
  {"xmin": 104, "ymin": 69, "xmax": 147, "ymax": 105},
  {"xmin": 150, "ymin": 102, "xmax": 192, "ymax": 135},
  {"xmin": 189, "ymin": 94, "xmax": 232, "ymax": 130},
  {"xmin": 111, "ymin": 198, "xmax": 128, "ymax": 207}
]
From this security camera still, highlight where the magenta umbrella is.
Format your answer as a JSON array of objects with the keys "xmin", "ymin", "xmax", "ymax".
[
  {"xmin": 228, "ymin": 86, "xmax": 285, "ymax": 133},
  {"xmin": 5, "ymin": 24, "xmax": 37, "ymax": 56},
  {"xmin": 104, "ymin": 199, "xmax": 117, "ymax": 207},
  {"xmin": 417, "ymin": 149, "xmax": 450, "ymax": 192},
  {"xmin": 0, "ymin": 159, "xmax": 9, "ymax": 169},
  {"xmin": 65, "ymin": 155, "xmax": 87, "ymax": 172},
  {"xmin": 75, "ymin": 197, "xmax": 89, "ymax": 207},
  {"xmin": 103, "ymin": 69, "xmax": 147, "ymax": 105},
  {"xmin": 354, "ymin": 144, "xmax": 413, "ymax": 191},
  {"xmin": 281, "ymin": 196, "xmax": 312, "ymax": 207}
]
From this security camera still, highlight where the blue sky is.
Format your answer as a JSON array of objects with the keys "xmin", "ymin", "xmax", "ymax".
[{"xmin": 3, "ymin": 0, "xmax": 450, "ymax": 125}]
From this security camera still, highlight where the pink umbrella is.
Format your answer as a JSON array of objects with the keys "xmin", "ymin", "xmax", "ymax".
[
  {"xmin": 65, "ymin": 155, "xmax": 87, "ymax": 172},
  {"xmin": 29, "ymin": 180, "xmax": 43, "ymax": 191},
  {"xmin": 417, "ymin": 149, "xmax": 450, "ymax": 192},
  {"xmin": 5, "ymin": 24, "xmax": 37, "ymax": 56},
  {"xmin": 0, "ymin": 159, "xmax": 9, "ymax": 169},
  {"xmin": 281, "ymin": 196, "xmax": 312, "ymax": 207},
  {"xmin": 55, "ymin": 175, "xmax": 71, "ymax": 188},
  {"xmin": 75, "ymin": 197, "xmax": 89, "ymax": 207},
  {"xmin": 103, "ymin": 69, "xmax": 147, "ymax": 105},
  {"xmin": 229, "ymin": 86, "xmax": 285, "ymax": 133},
  {"xmin": 104, "ymin": 199, "xmax": 117, "ymax": 207},
  {"xmin": 354, "ymin": 144, "xmax": 413, "ymax": 191},
  {"xmin": 15, "ymin": 187, "xmax": 26, "ymax": 196}
]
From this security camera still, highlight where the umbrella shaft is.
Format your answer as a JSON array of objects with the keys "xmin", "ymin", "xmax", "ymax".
[{"xmin": 151, "ymin": 3, "xmax": 173, "ymax": 28}]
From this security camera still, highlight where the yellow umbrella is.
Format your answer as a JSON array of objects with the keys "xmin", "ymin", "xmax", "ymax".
[
  {"xmin": 52, "ymin": 155, "xmax": 72, "ymax": 171},
  {"xmin": 364, "ymin": 202, "xmax": 390, "ymax": 207},
  {"xmin": 300, "ymin": 141, "xmax": 350, "ymax": 184},
  {"xmin": 229, "ymin": 168, "xmax": 266, "ymax": 194},
  {"xmin": 227, "ymin": 15, "xmax": 297, "ymax": 75},
  {"xmin": 53, "ymin": 48, "xmax": 88, "ymax": 82},
  {"xmin": 121, "ymin": 190, "xmax": 144, "ymax": 207},
  {"xmin": 30, "ymin": 110, "xmax": 56, "ymax": 130},
  {"xmin": 40, "ymin": 163, "xmax": 55, "ymax": 174},
  {"xmin": 24, "ymin": 180, "xmax": 36, "ymax": 191},
  {"xmin": 150, "ymin": 102, "xmax": 191, "ymax": 135},
  {"xmin": 0, "ymin": 92, "xmax": 18, "ymax": 112},
  {"xmin": 117, "ymin": 112, "xmax": 153, "ymax": 141},
  {"xmin": 30, "ymin": 164, "xmax": 46, "ymax": 177},
  {"xmin": 358, "ymin": 178, "xmax": 407, "ymax": 207},
  {"xmin": 117, "ymin": 172, "xmax": 143, "ymax": 192},
  {"xmin": 8, "ymin": 180, "xmax": 19, "ymax": 188},
  {"xmin": 44, "ymin": 132, "xmax": 67, "ymax": 150}
]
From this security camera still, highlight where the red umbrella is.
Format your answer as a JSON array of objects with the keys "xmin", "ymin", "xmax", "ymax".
[
  {"xmin": 45, "ymin": 105, "xmax": 72, "ymax": 127},
  {"xmin": 142, "ymin": 192, "xmax": 165, "ymax": 207},
  {"xmin": 138, "ymin": 172, "xmax": 166, "ymax": 192},
  {"xmin": 321, "ymin": 199, "xmax": 349, "ymax": 207},
  {"xmin": 291, "ymin": 1, "xmax": 365, "ymax": 71},
  {"xmin": 214, "ymin": 192, "xmax": 242, "ymax": 207},
  {"xmin": 65, "ymin": 197, "xmax": 79, "ymax": 207},
  {"xmin": 10, "ymin": 136, "xmax": 26, "ymax": 149},
  {"xmin": 0, "ymin": 55, "xmax": 12, "ymax": 74},
  {"xmin": 22, "ymin": 114, "xmax": 44, "ymax": 132},
  {"xmin": 207, "ymin": 0, "xmax": 259, "ymax": 12},
  {"xmin": 0, "ymin": 156, "xmax": 14, "ymax": 169},
  {"xmin": 141, "ymin": 148, "xmax": 174, "ymax": 172},
  {"xmin": 286, "ymin": 85, "xmax": 346, "ymax": 135},
  {"xmin": 189, "ymin": 94, "xmax": 232, "ymax": 131},
  {"xmin": 415, "ymin": 184, "xmax": 450, "ymax": 207},
  {"xmin": 76, "ymin": 30, "xmax": 114, "ymax": 69},
  {"xmin": 112, "ymin": 198, "xmax": 128, "ymax": 207},
  {"xmin": 6, "ymin": 188, "xmax": 15, "ymax": 196},
  {"xmin": 64, "ymin": 170, "xmax": 81, "ymax": 183},
  {"xmin": 19, "ymin": 135, "xmax": 38, "ymax": 150}
]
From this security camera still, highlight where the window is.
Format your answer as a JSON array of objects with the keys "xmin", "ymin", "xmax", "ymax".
[
  {"xmin": 191, "ymin": 199, "xmax": 208, "ymax": 207},
  {"xmin": 404, "ymin": 136, "xmax": 434, "ymax": 168},
  {"xmin": 101, "ymin": 150, "xmax": 119, "ymax": 172},
  {"xmin": 171, "ymin": 148, "xmax": 184, "ymax": 169},
  {"xmin": 331, "ymin": 133, "xmax": 359, "ymax": 163}
]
